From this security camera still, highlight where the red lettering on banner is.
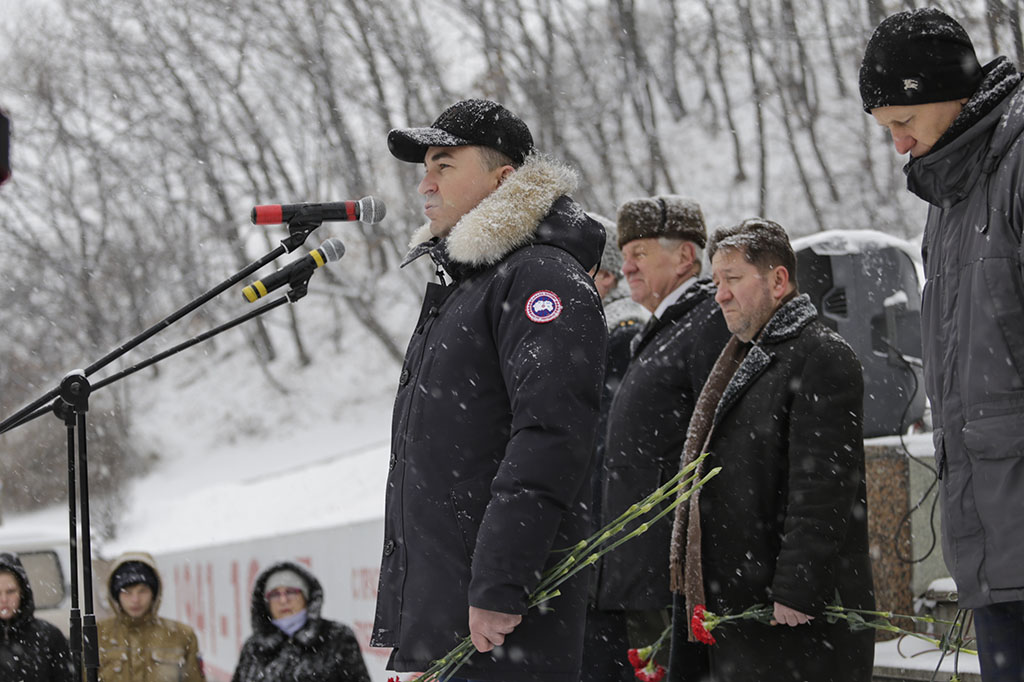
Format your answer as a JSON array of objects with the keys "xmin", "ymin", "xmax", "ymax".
[
  {"xmin": 350, "ymin": 567, "xmax": 379, "ymax": 600},
  {"xmin": 231, "ymin": 560, "xmax": 243, "ymax": 654},
  {"xmin": 207, "ymin": 563, "xmax": 216, "ymax": 654}
]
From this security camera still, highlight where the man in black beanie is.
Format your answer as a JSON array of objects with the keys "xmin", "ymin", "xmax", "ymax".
[
  {"xmin": 861, "ymin": 9, "xmax": 1024, "ymax": 681},
  {"xmin": 98, "ymin": 552, "xmax": 205, "ymax": 682}
]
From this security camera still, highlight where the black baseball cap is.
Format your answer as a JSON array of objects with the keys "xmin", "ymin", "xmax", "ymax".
[{"xmin": 388, "ymin": 98, "xmax": 534, "ymax": 166}]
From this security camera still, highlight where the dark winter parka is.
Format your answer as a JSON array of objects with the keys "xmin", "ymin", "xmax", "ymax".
[
  {"xmin": 371, "ymin": 155, "xmax": 608, "ymax": 682},
  {"xmin": 596, "ymin": 280, "xmax": 730, "ymax": 610},
  {"xmin": 0, "ymin": 553, "xmax": 74, "ymax": 682},
  {"xmin": 231, "ymin": 562, "xmax": 370, "ymax": 682},
  {"xmin": 683, "ymin": 295, "xmax": 875, "ymax": 681},
  {"xmin": 905, "ymin": 57, "xmax": 1024, "ymax": 610}
]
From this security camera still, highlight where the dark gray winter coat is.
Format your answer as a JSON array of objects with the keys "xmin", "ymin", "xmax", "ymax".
[
  {"xmin": 0, "ymin": 553, "xmax": 74, "ymax": 682},
  {"xmin": 679, "ymin": 295, "xmax": 875, "ymax": 681},
  {"xmin": 371, "ymin": 155, "xmax": 608, "ymax": 682},
  {"xmin": 596, "ymin": 279, "xmax": 730, "ymax": 610},
  {"xmin": 905, "ymin": 57, "xmax": 1024, "ymax": 609},
  {"xmin": 231, "ymin": 562, "xmax": 370, "ymax": 682}
]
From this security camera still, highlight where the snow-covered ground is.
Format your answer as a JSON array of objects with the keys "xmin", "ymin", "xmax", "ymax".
[{"xmin": 3, "ymin": 298, "xmax": 401, "ymax": 554}]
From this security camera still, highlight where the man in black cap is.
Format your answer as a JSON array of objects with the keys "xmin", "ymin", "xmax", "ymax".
[
  {"xmin": 861, "ymin": 9, "xmax": 1024, "ymax": 681},
  {"xmin": 371, "ymin": 99, "xmax": 608, "ymax": 682}
]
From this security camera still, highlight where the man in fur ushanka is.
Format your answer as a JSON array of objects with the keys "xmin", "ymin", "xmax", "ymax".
[
  {"xmin": 667, "ymin": 219, "xmax": 875, "ymax": 681},
  {"xmin": 370, "ymin": 99, "xmax": 608, "ymax": 682}
]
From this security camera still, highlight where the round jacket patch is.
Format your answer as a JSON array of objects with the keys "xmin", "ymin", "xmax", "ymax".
[{"xmin": 525, "ymin": 290, "xmax": 563, "ymax": 323}]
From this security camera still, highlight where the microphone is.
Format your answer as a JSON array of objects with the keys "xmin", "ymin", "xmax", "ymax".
[
  {"xmin": 242, "ymin": 238, "xmax": 346, "ymax": 302},
  {"xmin": 251, "ymin": 196, "xmax": 386, "ymax": 225}
]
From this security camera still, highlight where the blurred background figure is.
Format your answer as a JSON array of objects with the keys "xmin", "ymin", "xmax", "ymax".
[
  {"xmin": 0, "ymin": 552, "xmax": 74, "ymax": 682},
  {"xmin": 98, "ymin": 551, "xmax": 205, "ymax": 682},
  {"xmin": 232, "ymin": 561, "xmax": 370, "ymax": 682},
  {"xmin": 581, "ymin": 212, "xmax": 649, "ymax": 682}
]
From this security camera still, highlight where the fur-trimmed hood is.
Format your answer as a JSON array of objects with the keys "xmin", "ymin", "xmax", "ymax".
[
  {"xmin": 404, "ymin": 154, "xmax": 604, "ymax": 276},
  {"xmin": 248, "ymin": 561, "xmax": 325, "ymax": 646}
]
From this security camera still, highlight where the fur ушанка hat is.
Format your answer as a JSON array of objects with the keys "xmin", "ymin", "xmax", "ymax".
[
  {"xmin": 388, "ymin": 98, "xmax": 534, "ymax": 166},
  {"xmin": 110, "ymin": 561, "xmax": 159, "ymax": 599},
  {"xmin": 859, "ymin": 7, "xmax": 983, "ymax": 112},
  {"xmin": 617, "ymin": 196, "xmax": 707, "ymax": 249},
  {"xmin": 264, "ymin": 569, "xmax": 309, "ymax": 601}
]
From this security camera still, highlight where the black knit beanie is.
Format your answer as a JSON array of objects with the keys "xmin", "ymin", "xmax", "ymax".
[
  {"xmin": 110, "ymin": 561, "xmax": 159, "ymax": 599},
  {"xmin": 860, "ymin": 8, "xmax": 983, "ymax": 112}
]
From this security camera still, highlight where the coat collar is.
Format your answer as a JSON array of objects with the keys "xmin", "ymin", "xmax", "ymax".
[
  {"xmin": 714, "ymin": 293, "xmax": 817, "ymax": 424},
  {"xmin": 630, "ymin": 279, "xmax": 715, "ymax": 356},
  {"xmin": 906, "ymin": 59, "xmax": 1024, "ymax": 208},
  {"xmin": 404, "ymin": 154, "xmax": 578, "ymax": 272}
]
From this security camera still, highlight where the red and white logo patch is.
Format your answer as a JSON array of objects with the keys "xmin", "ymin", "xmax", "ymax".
[{"xmin": 525, "ymin": 290, "xmax": 563, "ymax": 323}]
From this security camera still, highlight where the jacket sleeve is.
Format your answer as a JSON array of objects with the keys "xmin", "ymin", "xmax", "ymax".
[
  {"xmin": 183, "ymin": 626, "xmax": 207, "ymax": 682},
  {"xmin": 468, "ymin": 253, "xmax": 608, "ymax": 614},
  {"xmin": 769, "ymin": 336, "xmax": 866, "ymax": 616},
  {"xmin": 44, "ymin": 623, "xmax": 75, "ymax": 682}
]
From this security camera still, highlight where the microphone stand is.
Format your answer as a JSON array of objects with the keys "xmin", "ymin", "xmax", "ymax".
[
  {"xmin": 0, "ymin": 214, "xmax": 325, "ymax": 682},
  {"xmin": 0, "ymin": 215, "xmax": 323, "ymax": 436}
]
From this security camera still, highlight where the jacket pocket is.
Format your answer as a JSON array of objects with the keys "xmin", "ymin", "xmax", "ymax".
[
  {"xmin": 150, "ymin": 646, "xmax": 186, "ymax": 682},
  {"xmin": 449, "ymin": 475, "xmax": 492, "ymax": 563},
  {"xmin": 962, "ymin": 411, "xmax": 1024, "ymax": 590},
  {"xmin": 99, "ymin": 646, "xmax": 128, "ymax": 676}
]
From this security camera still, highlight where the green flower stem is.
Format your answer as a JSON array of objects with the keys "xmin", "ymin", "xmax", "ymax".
[
  {"xmin": 531, "ymin": 463, "xmax": 709, "ymax": 598},
  {"xmin": 564, "ymin": 453, "xmax": 711, "ymax": 551},
  {"xmin": 530, "ymin": 467, "xmax": 721, "ymax": 606},
  {"xmin": 824, "ymin": 605, "xmax": 961, "ymax": 628},
  {"xmin": 418, "ymin": 455, "xmax": 721, "ymax": 681},
  {"xmin": 824, "ymin": 610, "xmax": 977, "ymax": 656}
]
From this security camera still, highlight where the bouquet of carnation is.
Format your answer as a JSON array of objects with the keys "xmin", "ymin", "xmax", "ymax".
[{"xmin": 408, "ymin": 454, "xmax": 721, "ymax": 682}]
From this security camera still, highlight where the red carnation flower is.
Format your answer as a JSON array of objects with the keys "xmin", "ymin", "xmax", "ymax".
[
  {"xmin": 691, "ymin": 604, "xmax": 717, "ymax": 645},
  {"xmin": 635, "ymin": 662, "xmax": 667, "ymax": 682},
  {"xmin": 627, "ymin": 648, "xmax": 645, "ymax": 669}
]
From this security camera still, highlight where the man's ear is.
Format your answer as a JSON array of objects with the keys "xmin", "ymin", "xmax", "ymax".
[
  {"xmin": 496, "ymin": 165, "xmax": 514, "ymax": 186},
  {"xmin": 676, "ymin": 241, "xmax": 697, "ymax": 275},
  {"xmin": 772, "ymin": 265, "xmax": 791, "ymax": 298}
]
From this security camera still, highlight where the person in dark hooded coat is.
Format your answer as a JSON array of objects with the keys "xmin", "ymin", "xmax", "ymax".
[
  {"xmin": 232, "ymin": 561, "xmax": 369, "ymax": 682},
  {"xmin": 0, "ymin": 552, "xmax": 74, "ymax": 682},
  {"xmin": 371, "ymin": 99, "xmax": 607, "ymax": 682}
]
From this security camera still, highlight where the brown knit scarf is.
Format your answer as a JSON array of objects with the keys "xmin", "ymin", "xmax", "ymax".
[{"xmin": 668, "ymin": 335, "xmax": 749, "ymax": 641}]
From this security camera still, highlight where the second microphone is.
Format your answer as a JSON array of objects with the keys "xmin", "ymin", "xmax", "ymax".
[{"xmin": 243, "ymin": 238, "xmax": 346, "ymax": 302}]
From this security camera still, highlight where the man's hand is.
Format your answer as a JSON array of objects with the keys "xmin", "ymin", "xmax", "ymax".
[
  {"xmin": 469, "ymin": 606, "xmax": 523, "ymax": 652},
  {"xmin": 771, "ymin": 602, "xmax": 814, "ymax": 627}
]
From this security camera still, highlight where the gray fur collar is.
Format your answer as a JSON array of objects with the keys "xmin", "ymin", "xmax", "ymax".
[
  {"xmin": 756, "ymin": 293, "xmax": 817, "ymax": 345},
  {"xmin": 407, "ymin": 154, "xmax": 578, "ymax": 267},
  {"xmin": 714, "ymin": 293, "xmax": 817, "ymax": 425}
]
